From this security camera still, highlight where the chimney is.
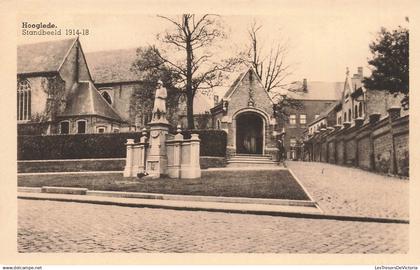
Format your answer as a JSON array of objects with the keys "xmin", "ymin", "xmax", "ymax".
[
  {"xmin": 357, "ymin": 67, "xmax": 363, "ymax": 78},
  {"xmin": 303, "ymin": 78, "xmax": 308, "ymax": 92},
  {"xmin": 213, "ymin": 95, "xmax": 219, "ymax": 105}
]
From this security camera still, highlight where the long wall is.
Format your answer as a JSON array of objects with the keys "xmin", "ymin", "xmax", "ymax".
[{"xmin": 305, "ymin": 108, "xmax": 409, "ymax": 177}]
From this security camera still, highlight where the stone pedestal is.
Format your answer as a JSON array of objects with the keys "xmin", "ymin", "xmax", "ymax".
[{"xmin": 145, "ymin": 122, "xmax": 171, "ymax": 179}]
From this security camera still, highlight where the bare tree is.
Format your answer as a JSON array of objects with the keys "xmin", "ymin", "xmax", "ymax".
[
  {"xmin": 143, "ymin": 14, "xmax": 240, "ymax": 129},
  {"xmin": 246, "ymin": 20, "xmax": 292, "ymax": 92}
]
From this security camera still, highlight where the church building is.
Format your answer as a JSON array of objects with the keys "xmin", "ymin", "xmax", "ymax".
[
  {"xmin": 17, "ymin": 38, "xmax": 127, "ymax": 135},
  {"xmin": 210, "ymin": 67, "xmax": 280, "ymax": 163}
]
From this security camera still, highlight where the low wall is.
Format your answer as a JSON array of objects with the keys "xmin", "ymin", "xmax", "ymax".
[
  {"xmin": 200, "ymin": 156, "xmax": 226, "ymax": 169},
  {"xmin": 305, "ymin": 108, "xmax": 408, "ymax": 177},
  {"xmin": 18, "ymin": 156, "xmax": 227, "ymax": 173},
  {"xmin": 18, "ymin": 158, "xmax": 126, "ymax": 173}
]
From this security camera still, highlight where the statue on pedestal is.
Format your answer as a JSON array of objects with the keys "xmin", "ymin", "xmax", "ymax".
[{"xmin": 151, "ymin": 80, "xmax": 168, "ymax": 123}]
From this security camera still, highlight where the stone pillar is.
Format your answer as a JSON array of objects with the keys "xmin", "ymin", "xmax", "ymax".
[
  {"xmin": 145, "ymin": 122, "xmax": 171, "ymax": 179},
  {"xmin": 138, "ymin": 129, "xmax": 149, "ymax": 172},
  {"xmin": 123, "ymin": 139, "xmax": 135, "ymax": 177},
  {"xmin": 180, "ymin": 133, "xmax": 201, "ymax": 179},
  {"xmin": 167, "ymin": 126, "xmax": 184, "ymax": 178},
  {"xmin": 388, "ymin": 106, "xmax": 401, "ymax": 175}
]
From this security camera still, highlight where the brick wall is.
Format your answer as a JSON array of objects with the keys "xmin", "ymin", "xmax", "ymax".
[{"xmin": 305, "ymin": 109, "xmax": 408, "ymax": 177}]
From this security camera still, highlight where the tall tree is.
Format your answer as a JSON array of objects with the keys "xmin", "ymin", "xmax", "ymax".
[
  {"xmin": 243, "ymin": 20, "xmax": 302, "ymax": 122},
  {"xmin": 363, "ymin": 26, "xmax": 409, "ymax": 109},
  {"xmin": 245, "ymin": 21, "xmax": 292, "ymax": 92},
  {"xmin": 139, "ymin": 14, "xmax": 240, "ymax": 129}
]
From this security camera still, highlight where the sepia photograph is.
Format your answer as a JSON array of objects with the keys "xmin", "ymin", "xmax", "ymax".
[{"xmin": 1, "ymin": 0, "xmax": 419, "ymax": 267}]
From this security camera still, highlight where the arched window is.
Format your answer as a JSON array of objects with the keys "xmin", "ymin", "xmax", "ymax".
[
  {"xmin": 359, "ymin": 103, "xmax": 363, "ymax": 117},
  {"xmin": 348, "ymin": 109, "xmax": 352, "ymax": 121},
  {"xmin": 17, "ymin": 79, "xmax": 31, "ymax": 121},
  {"xmin": 344, "ymin": 112, "xmax": 347, "ymax": 122},
  {"xmin": 76, "ymin": 120, "xmax": 87, "ymax": 134},
  {"xmin": 101, "ymin": 91, "xmax": 112, "ymax": 105},
  {"xmin": 354, "ymin": 104, "xmax": 358, "ymax": 119}
]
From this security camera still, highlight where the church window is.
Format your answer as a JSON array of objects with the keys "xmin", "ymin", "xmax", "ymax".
[
  {"xmin": 300, "ymin": 114, "xmax": 307, "ymax": 124},
  {"xmin": 77, "ymin": 120, "xmax": 87, "ymax": 134},
  {"xmin": 338, "ymin": 116, "xmax": 342, "ymax": 125},
  {"xmin": 344, "ymin": 112, "xmax": 347, "ymax": 122},
  {"xmin": 101, "ymin": 91, "xmax": 112, "ymax": 105},
  {"xmin": 289, "ymin": 114, "xmax": 296, "ymax": 125},
  {"xmin": 359, "ymin": 103, "xmax": 363, "ymax": 117},
  {"xmin": 60, "ymin": 121, "xmax": 69, "ymax": 134},
  {"xmin": 17, "ymin": 79, "xmax": 31, "ymax": 121},
  {"xmin": 354, "ymin": 104, "xmax": 358, "ymax": 118},
  {"xmin": 348, "ymin": 109, "xmax": 352, "ymax": 121}
]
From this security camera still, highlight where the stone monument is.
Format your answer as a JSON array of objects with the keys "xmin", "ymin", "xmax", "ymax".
[
  {"xmin": 146, "ymin": 80, "xmax": 171, "ymax": 178},
  {"xmin": 123, "ymin": 80, "xmax": 201, "ymax": 179}
]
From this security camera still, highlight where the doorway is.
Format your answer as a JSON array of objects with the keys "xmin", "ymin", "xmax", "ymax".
[{"xmin": 236, "ymin": 112, "xmax": 264, "ymax": 154}]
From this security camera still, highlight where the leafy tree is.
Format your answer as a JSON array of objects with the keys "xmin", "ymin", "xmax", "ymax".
[
  {"xmin": 138, "ymin": 14, "xmax": 240, "ymax": 129},
  {"xmin": 363, "ymin": 26, "xmax": 409, "ymax": 109},
  {"xmin": 131, "ymin": 47, "xmax": 182, "ymax": 128}
]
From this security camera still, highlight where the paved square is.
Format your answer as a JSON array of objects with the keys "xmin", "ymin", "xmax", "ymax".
[{"xmin": 18, "ymin": 199, "xmax": 408, "ymax": 253}]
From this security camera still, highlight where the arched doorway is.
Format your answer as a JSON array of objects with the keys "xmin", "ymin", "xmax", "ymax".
[{"xmin": 236, "ymin": 112, "xmax": 264, "ymax": 154}]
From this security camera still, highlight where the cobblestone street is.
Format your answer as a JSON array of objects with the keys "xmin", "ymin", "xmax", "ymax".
[
  {"xmin": 287, "ymin": 161, "xmax": 409, "ymax": 219},
  {"xmin": 18, "ymin": 199, "xmax": 408, "ymax": 253}
]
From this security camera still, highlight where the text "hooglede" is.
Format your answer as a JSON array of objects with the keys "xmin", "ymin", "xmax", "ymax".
[{"xmin": 22, "ymin": 22, "xmax": 57, "ymax": 29}]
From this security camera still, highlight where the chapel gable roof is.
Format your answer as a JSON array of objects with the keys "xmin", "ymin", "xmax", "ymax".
[
  {"xmin": 17, "ymin": 38, "xmax": 77, "ymax": 75},
  {"xmin": 222, "ymin": 67, "xmax": 272, "ymax": 102},
  {"xmin": 85, "ymin": 48, "xmax": 140, "ymax": 84},
  {"xmin": 59, "ymin": 81, "xmax": 124, "ymax": 122}
]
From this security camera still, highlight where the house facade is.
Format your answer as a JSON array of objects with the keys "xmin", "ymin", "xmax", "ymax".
[{"xmin": 278, "ymin": 79, "xmax": 344, "ymax": 160}]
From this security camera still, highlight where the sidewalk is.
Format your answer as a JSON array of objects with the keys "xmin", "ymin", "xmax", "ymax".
[{"xmin": 286, "ymin": 161, "xmax": 409, "ymax": 219}]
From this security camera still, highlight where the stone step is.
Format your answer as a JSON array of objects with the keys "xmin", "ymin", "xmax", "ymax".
[
  {"xmin": 227, "ymin": 160, "xmax": 277, "ymax": 165},
  {"xmin": 226, "ymin": 162, "xmax": 278, "ymax": 168},
  {"xmin": 228, "ymin": 159, "xmax": 274, "ymax": 163},
  {"xmin": 229, "ymin": 155, "xmax": 272, "ymax": 161}
]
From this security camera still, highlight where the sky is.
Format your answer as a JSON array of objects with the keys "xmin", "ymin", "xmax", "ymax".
[{"xmin": 17, "ymin": 2, "xmax": 409, "ymax": 84}]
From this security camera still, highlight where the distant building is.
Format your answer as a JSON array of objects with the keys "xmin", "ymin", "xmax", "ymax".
[
  {"xmin": 301, "ymin": 67, "xmax": 409, "ymax": 176},
  {"xmin": 279, "ymin": 79, "xmax": 344, "ymax": 160}
]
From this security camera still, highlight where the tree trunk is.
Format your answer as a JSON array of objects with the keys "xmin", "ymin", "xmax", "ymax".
[
  {"xmin": 185, "ymin": 20, "xmax": 194, "ymax": 129},
  {"xmin": 187, "ymin": 92, "xmax": 194, "ymax": 129}
]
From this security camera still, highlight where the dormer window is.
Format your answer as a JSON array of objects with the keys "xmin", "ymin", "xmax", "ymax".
[{"xmin": 101, "ymin": 91, "xmax": 112, "ymax": 105}]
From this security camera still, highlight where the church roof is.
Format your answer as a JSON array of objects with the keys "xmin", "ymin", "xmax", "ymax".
[
  {"xmin": 287, "ymin": 81, "xmax": 344, "ymax": 101},
  {"xmin": 85, "ymin": 48, "xmax": 140, "ymax": 84},
  {"xmin": 59, "ymin": 81, "xmax": 124, "ymax": 122},
  {"xmin": 17, "ymin": 38, "xmax": 77, "ymax": 75}
]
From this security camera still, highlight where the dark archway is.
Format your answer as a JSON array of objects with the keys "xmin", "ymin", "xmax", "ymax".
[{"xmin": 236, "ymin": 112, "xmax": 264, "ymax": 154}]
